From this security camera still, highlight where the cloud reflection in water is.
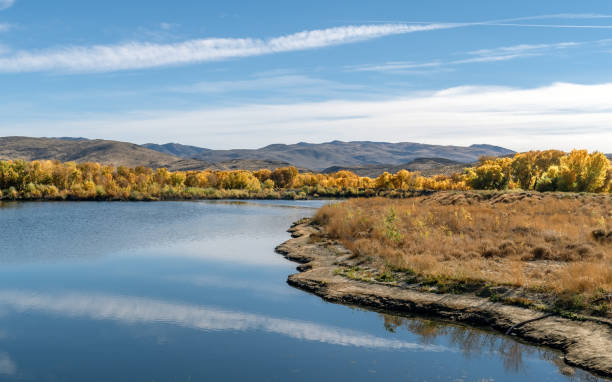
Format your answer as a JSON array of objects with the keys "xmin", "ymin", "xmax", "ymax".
[
  {"xmin": 0, "ymin": 353, "xmax": 16, "ymax": 375},
  {"xmin": 0, "ymin": 290, "xmax": 448, "ymax": 352}
]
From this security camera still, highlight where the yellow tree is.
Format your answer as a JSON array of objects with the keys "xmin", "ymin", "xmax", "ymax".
[
  {"xmin": 581, "ymin": 152, "xmax": 610, "ymax": 192},
  {"xmin": 464, "ymin": 161, "xmax": 506, "ymax": 190},
  {"xmin": 270, "ymin": 167, "xmax": 298, "ymax": 188},
  {"xmin": 511, "ymin": 153, "xmax": 535, "ymax": 190},
  {"xmin": 375, "ymin": 172, "xmax": 393, "ymax": 189},
  {"xmin": 557, "ymin": 150, "xmax": 607, "ymax": 192}
]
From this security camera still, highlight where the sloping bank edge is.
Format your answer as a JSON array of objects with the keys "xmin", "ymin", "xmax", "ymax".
[{"xmin": 274, "ymin": 220, "xmax": 612, "ymax": 378}]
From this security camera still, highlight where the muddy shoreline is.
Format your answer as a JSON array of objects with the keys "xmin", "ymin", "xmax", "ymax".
[{"xmin": 275, "ymin": 219, "xmax": 612, "ymax": 377}]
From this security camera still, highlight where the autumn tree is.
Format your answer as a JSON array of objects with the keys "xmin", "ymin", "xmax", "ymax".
[
  {"xmin": 465, "ymin": 160, "xmax": 509, "ymax": 190},
  {"xmin": 270, "ymin": 166, "xmax": 298, "ymax": 188}
]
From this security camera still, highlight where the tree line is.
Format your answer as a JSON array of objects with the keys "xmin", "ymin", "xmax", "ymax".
[{"xmin": 0, "ymin": 150, "xmax": 609, "ymax": 200}]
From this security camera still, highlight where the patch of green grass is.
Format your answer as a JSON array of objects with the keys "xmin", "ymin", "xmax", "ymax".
[
  {"xmin": 376, "ymin": 269, "xmax": 395, "ymax": 282},
  {"xmin": 592, "ymin": 302, "xmax": 611, "ymax": 316},
  {"xmin": 419, "ymin": 274, "xmax": 486, "ymax": 294},
  {"xmin": 500, "ymin": 296, "xmax": 536, "ymax": 309},
  {"xmin": 554, "ymin": 293, "xmax": 587, "ymax": 312}
]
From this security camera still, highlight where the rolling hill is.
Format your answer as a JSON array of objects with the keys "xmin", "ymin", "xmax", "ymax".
[
  {"xmin": 142, "ymin": 142, "xmax": 211, "ymax": 158},
  {"xmin": 0, "ymin": 137, "xmax": 294, "ymax": 171},
  {"xmin": 145, "ymin": 141, "xmax": 515, "ymax": 171},
  {"xmin": 0, "ymin": 137, "xmax": 202, "ymax": 169},
  {"xmin": 1, "ymin": 137, "xmax": 516, "ymax": 174}
]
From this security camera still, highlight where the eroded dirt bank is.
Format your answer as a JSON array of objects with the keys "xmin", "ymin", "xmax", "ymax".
[{"xmin": 275, "ymin": 220, "xmax": 612, "ymax": 377}]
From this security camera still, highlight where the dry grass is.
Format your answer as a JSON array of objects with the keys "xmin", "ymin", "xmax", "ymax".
[{"xmin": 314, "ymin": 192, "xmax": 612, "ymax": 306}]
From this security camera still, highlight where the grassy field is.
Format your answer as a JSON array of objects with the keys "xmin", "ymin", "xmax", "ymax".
[{"xmin": 313, "ymin": 192, "xmax": 611, "ymax": 316}]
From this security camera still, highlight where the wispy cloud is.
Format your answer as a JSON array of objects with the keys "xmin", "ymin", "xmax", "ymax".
[
  {"xmin": 159, "ymin": 22, "xmax": 179, "ymax": 31},
  {"xmin": 0, "ymin": 23, "xmax": 11, "ymax": 32},
  {"xmin": 0, "ymin": 0, "xmax": 14, "ymax": 11},
  {"xmin": 349, "ymin": 61, "xmax": 443, "ymax": 72},
  {"xmin": 0, "ymin": 23, "xmax": 456, "ymax": 73},
  {"xmin": 492, "ymin": 13, "xmax": 612, "ymax": 22},
  {"xmin": 1, "ymin": 12, "xmax": 609, "ymax": 73},
  {"xmin": 456, "ymin": 41, "xmax": 582, "ymax": 63},
  {"xmin": 3, "ymin": 82, "xmax": 611, "ymax": 152},
  {"xmin": 169, "ymin": 73, "xmax": 366, "ymax": 99},
  {"xmin": 351, "ymin": 40, "xmax": 602, "ymax": 72},
  {"xmin": 523, "ymin": 13, "xmax": 612, "ymax": 20},
  {"xmin": 486, "ymin": 23, "xmax": 612, "ymax": 29},
  {"xmin": 454, "ymin": 13, "xmax": 612, "ymax": 29},
  {"xmin": 331, "ymin": 13, "xmax": 612, "ymax": 25},
  {"xmin": 467, "ymin": 42, "xmax": 580, "ymax": 56},
  {"xmin": 171, "ymin": 74, "xmax": 338, "ymax": 93}
]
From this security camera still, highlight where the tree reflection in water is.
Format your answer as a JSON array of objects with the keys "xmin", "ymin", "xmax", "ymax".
[{"xmin": 379, "ymin": 314, "xmax": 605, "ymax": 381}]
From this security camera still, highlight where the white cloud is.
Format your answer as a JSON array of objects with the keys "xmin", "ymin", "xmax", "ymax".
[
  {"xmin": 352, "ymin": 41, "xmax": 589, "ymax": 72},
  {"xmin": 0, "ymin": 0, "xmax": 14, "ymax": 11},
  {"xmin": 0, "ymin": 290, "xmax": 447, "ymax": 351},
  {"xmin": 0, "ymin": 13, "xmax": 608, "ymax": 73},
  {"xmin": 454, "ymin": 41, "xmax": 582, "ymax": 63},
  {"xmin": 494, "ymin": 13, "xmax": 612, "ymax": 22},
  {"xmin": 0, "ymin": 23, "xmax": 11, "ymax": 32},
  {"xmin": 489, "ymin": 23, "xmax": 612, "ymax": 29},
  {"xmin": 3, "ymin": 82, "xmax": 612, "ymax": 152},
  {"xmin": 159, "ymin": 22, "xmax": 178, "ymax": 31},
  {"xmin": 467, "ymin": 41, "xmax": 581, "ymax": 57},
  {"xmin": 374, "ymin": 14, "xmax": 612, "ymax": 30},
  {"xmin": 169, "ymin": 73, "xmax": 365, "ymax": 95},
  {"xmin": 350, "ymin": 60, "xmax": 443, "ymax": 72},
  {"xmin": 0, "ymin": 23, "xmax": 456, "ymax": 73},
  {"xmin": 478, "ymin": 13, "xmax": 612, "ymax": 29}
]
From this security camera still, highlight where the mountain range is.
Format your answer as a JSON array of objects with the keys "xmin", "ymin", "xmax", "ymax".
[
  {"xmin": 0, "ymin": 137, "xmax": 208, "ymax": 171},
  {"xmin": 0, "ymin": 136, "xmax": 519, "ymax": 176},
  {"xmin": 142, "ymin": 140, "xmax": 514, "ymax": 170},
  {"xmin": 0, "ymin": 137, "xmax": 301, "ymax": 172}
]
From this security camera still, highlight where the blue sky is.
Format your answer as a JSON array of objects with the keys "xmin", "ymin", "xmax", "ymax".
[{"xmin": 1, "ymin": 0, "xmax": 612, "ymax": 151}]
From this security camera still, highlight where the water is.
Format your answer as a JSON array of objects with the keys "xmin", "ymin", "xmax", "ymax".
[{"xmin": 0, "ymin": 200, "xmax": 605, "ymax": 381}]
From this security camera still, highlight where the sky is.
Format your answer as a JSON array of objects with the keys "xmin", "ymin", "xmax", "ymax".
[{"xmin": 0, "ymin": 0, "xmax": 611, "ymax": 151}]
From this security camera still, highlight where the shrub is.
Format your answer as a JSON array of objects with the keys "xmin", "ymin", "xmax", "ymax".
[{"xmin": 316, "ymin": 193, "xmax": 611, "ymax": 298}]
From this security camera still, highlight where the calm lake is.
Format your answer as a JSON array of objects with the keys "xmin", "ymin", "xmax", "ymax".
[{"xmin": 0, "ymin": 200, "xmax": 605, "ymax": 381}]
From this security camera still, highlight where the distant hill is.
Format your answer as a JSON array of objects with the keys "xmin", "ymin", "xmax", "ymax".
[
  {"xmin": 53, "ymin": 137, "xmax": 91, "ymax": 141},
  {"xmin": 206, "ymin": 159, "xmax": 307, "ymax": 172},
  {"xmin": 0, "ymin": 137, "xmax": 516, "ymax": 173},
  {"xmin": 142, "ymin": 142, "xmax": 211, "ymax": 158},
  {"xmin": 144, "ymin": 141, "xmax": 515, "ymax": 171},
  {"xmin": 0, "ymin": 137, "xmax": 209, "ymax": 170},
  {"xmin": 607, "ymin": 154, "xmax": 612, "ymax": 160},
  {"xmin": 322, "ymin": 157, "xmax": 471, "ymax": 177},
  {"xmin": 0, "ymin": 137, "xmax": 300, "ymax": 172}
]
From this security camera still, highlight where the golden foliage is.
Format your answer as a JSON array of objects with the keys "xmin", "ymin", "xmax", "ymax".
[
  {"xmin": 0, "ymin": 149, "xmax": 610, "ymax": 201},
  {"xmin": 465, "ymin": 150, "xmax": 611, "ymax": 192},
  {"xmin": 0, "ymin": 160, "xmax": 464, "ymax": 200}
]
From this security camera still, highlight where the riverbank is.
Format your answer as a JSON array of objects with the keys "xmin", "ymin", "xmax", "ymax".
[
  {"xmin": 0, "ymin": 187, "xmax": 440, "ymax": 202},
  {"xmin": 275, "ymin": 219, "xmax": 612, "ymax": 377}
]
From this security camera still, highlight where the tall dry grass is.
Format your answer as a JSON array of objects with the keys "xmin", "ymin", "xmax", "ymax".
[{"xmin": 314, "ymin": 192, "xmax": 612, "ymax": 297}]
